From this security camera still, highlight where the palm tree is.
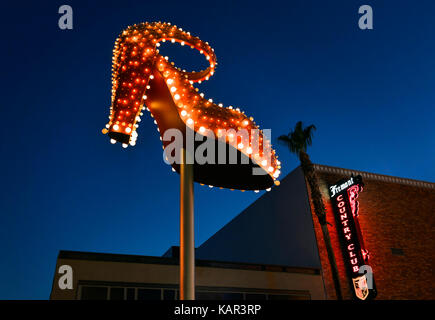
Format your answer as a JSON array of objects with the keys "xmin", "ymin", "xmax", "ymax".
[{"xmin": 278, "ymin": 121, "xmax": 343, "ymax": 300}]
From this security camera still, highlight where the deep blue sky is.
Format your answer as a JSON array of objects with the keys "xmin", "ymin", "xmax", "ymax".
[{"xmin": 0, "ymin": 0, "xmax": 434, "ymax": 299}]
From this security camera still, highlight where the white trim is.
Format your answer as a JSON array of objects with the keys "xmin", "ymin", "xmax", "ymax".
[{"xmin": 313, "ymin": 164, "xmax": 435, "ymax": 190}]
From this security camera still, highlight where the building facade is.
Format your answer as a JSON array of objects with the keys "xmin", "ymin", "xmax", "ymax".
[
  {"xmin": 197, "ymin": 164, "xmax": 435, "ymax": 300},
  {"xmin": 50, "ymin": 164, "xmax": 435, "ymax": 300},
  {"xmin": 50, "ymin": 250, "xmax": 324, "ymax": 300},
  {"xmin": 310, "ymin": 164, "xmax": 434, "ymax": 299}
]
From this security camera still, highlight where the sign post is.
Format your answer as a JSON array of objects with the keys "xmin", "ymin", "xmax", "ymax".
[
  {"xmin": 104, "ymin": 21, "xmax": 281, "ymax": 301},
  {"xmin": 180, "ymin": 148, "xmax": 195, "ymax": 300}
]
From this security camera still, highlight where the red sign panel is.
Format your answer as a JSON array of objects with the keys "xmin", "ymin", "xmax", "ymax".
[{"xmin": 329, "ymin": 175, "xmax": 377, "ymax": 300}]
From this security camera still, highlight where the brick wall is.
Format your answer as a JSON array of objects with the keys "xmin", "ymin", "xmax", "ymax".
[{"xmin": 306, "ymin": 168, "xmax": 435, "ymax": 300}]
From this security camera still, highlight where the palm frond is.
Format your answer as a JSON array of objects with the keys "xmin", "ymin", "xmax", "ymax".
[
  {"xmin": 277, "ymin": 135, "xmax": 291, "ymax": 143},
  {"xmin": 303, "ymin": 124, "xmax": 316, "ymax": 147}
]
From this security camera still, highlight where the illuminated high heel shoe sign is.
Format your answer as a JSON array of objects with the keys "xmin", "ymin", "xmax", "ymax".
[
  {"xmin": 329, "ymin": 175, "xmax": 377, "ymax": 300},
  {"xmin": 102, "ymin": 22, "xmax": 280, "ymax": 190}
]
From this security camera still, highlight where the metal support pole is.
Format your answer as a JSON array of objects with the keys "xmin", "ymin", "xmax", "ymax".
[{"xmin": 180, "ymin": 148, "xmax": 195, "ymax": 300}]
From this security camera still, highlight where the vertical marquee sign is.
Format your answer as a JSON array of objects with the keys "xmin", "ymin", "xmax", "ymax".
[{"xmin": 329, "ymin": 175, "xmax": 377, "ymax": 300}]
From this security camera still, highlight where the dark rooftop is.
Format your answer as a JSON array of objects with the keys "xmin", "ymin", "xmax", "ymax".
[{"xmin": 58, "ymin": 250, "xmax": 320, "ymax": 275}]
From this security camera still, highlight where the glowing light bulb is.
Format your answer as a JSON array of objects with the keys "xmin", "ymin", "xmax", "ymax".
[
  {"xmin": 125, "ymin": 127, "xmax": 132, "ymax": 133},
  {"xmin": 110, "ymin": 139, "xmax": 116, "ymax": 144},
  {"xmin": 261, "ymin": 160, "xmax": 267, "ymax": 166},
  {"xmin": 199, "ymin": 126, "xmax": 206, "ymax": 133},
  {"xmin": 181, "ymin": 110, "xmax": 187, "ymax": 117},
  {"xmin": 187, "ymin": 118, "xmax": 194, "ymax": 126},
  {"xmin": 174, "ymin": 94, "xmax": 180, "ymax": 100},
  {"xmin": 113, "ymin": 124, "xmax": 119, "ymax": 130},
  {"xmin": 122, "ymin": 143, "xmax": 128, "ymax": 148}
]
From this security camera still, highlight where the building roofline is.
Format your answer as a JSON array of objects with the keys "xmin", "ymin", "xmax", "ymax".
[
  {"xmin": 313, "ymin": 164, "xmax": 435, "ymax": 189},
  {"xmin": 57, "ymin": 250, "xmax": 320, "ymax": 275}
]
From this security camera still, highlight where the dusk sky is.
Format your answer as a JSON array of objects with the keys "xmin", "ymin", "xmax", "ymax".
[{"xmin": 0, "ymin": 0, "xmax": 434, "ymax": 299}]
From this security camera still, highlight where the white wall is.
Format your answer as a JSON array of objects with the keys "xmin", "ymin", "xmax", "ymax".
[{"xmin": 197, "ymin": 167, "xmax": 321, "ymax": 268}]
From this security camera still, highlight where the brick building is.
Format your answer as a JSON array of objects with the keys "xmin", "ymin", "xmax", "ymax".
[
  {"xmin": 196, "ymin": 164, "xmax": 434, "ymax": 300},
  {"xmin": 50, "ymin": 164, "xmax": 434, "ymax": 300},
  {"xmin": 310, "ymin": 164, "xmax": 434, "ymax": 299}
]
